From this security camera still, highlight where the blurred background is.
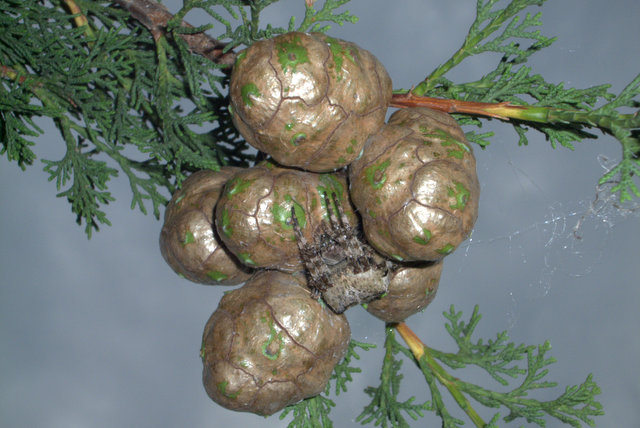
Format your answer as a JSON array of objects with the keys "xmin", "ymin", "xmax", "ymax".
[{"xmin": 1, "ymin": 1, "xmax": 639, "ymax": 427}]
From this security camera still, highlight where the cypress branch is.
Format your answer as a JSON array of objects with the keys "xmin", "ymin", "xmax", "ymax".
[{"xmin": 0, "ymin": 1, "xmax": 625, "ymax": 425}]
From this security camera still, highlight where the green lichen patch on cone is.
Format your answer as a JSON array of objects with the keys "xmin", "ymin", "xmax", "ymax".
[
  {"xmin": 349, "ymin": 107, "xmax": 479, "ymax": 261},
  {"xmin": 201, "ymin": 271, "xmax": 350, "ymax": 416},
  {"xmin": 275, "ymin": 34, "xmax": 310, "ymax": 74},
  {"xmin": 215, "ymin": 163, "xmax": 354, "ymax": 272},
  {"xmin": 229, "ymin": 32, "xmax": 392, "ymax": 172},
  {"xmin": 159, "ymin": 168, "xmax": 252, "ymax": 286}
]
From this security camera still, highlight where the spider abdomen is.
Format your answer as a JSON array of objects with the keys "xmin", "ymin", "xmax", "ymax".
[{"xmin": 322, "ymin": 266, "xmax": 389, "ymax": 314}]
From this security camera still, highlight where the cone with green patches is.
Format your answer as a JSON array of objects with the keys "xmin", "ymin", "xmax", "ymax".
[
  {"xmin": 159, "ymin": 168, "xmax": 253, "ymax": 285},
  {"xmin": 349, "ymin": 107, "xmax": 480, "ymax": 262},
  {"xmin": 214, "ymin": 161, "xmax": 356, "ymax": 272},
  {"xmin": 201, "ymin": 270, "xmax": 351, "ymax": 416},
  {"xmin": 229, "ymin": 32, "xmax": 392, "ymax": 172}
]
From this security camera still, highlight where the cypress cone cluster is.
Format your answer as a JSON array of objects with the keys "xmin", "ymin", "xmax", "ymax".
[{"xmin": 159, "ymin": 32, "xmax": 479, "ymax": 415}]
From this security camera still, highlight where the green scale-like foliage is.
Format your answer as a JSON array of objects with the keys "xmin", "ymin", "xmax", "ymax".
[
  {"xmin": 281, "ymin": 307, "xmax": 602, "ymax": 428},
  {"xmin": 2, "ymin": 0, "xmax": 638, "ymax": 234},
  {"xmin": 2, "ymin": 0, "xmax": 232, "ymax": 235},
  {"xmin": 405, "ymin": 0, "xmax": 640, "ymax": 200},
  {"xmin": 0, "ymin": 0, "xmax": 359, "ymax": 236}
]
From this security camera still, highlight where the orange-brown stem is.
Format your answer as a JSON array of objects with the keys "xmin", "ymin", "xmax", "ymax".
[
  {"xmin": 391, "ymin": 92, "xmax": 529, "ymax": 121},
  {"xmin": 395, "ymin": 322, "xmax": 425, "ymax": 359}
]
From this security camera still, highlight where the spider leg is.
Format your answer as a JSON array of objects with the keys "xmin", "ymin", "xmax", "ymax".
[
  {"xmin": 323, "ymin": 192, "xmax": 357, "ymax": 266},
  {"xmin": 290, "ymin": 206, "xmax": 333, "ymax": 297},
  {"xmin": 326, "ymin": 192, "xmax": 373, "ymax": 272}
]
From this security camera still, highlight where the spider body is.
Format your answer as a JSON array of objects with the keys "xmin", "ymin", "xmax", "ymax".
[{"xmin": 291, "ymin": 193, "xmax": 390, "ymax": 314}]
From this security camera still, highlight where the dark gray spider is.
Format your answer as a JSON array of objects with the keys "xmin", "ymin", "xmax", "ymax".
[{"xmin": 290, "ymin": 192, "xmax": 390, "ymax": 314}]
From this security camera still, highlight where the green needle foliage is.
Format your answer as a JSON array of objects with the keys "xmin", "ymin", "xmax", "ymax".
[
  {"xmin": 279, "ymin": 393, "xmax": 336, "ymax": 428},
  {"xmin": 170, "ymin": 0, "xmax": 357, "ymax": 53},
  {"xmin": 355, "ymin": 307, "xmax": 603, "ymax": 428},
  {"xmin": 331, "ymin": 339, "xmax": 377, "ymax": 395},
  {"xmin": 0, "ymin": 0, "xmax": 356, "ymax": 236},
  {"xmin": 430, "ymin": 306, "xmax": 603, "ymax": 427},
  {"xmin": 1, "ymin": 0, "xmax": 638, "ymax": 234},
  {"xmin": 356, "ymin": 330, "xmax": 433, "ymax": 428},
  {"xmin": 408, "ymin": 0, "xmax": 640, "ymax": 201}
]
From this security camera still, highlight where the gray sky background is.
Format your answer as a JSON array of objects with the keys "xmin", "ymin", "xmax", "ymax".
[{"xmin": 1, "ymin": 1, "xmax": 639, "ymax": 427}]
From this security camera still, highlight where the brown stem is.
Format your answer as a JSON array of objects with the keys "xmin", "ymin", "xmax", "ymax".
[
  {"xmin": 391, "ymin": 92, "xmax": 528, "ymax": 121},
  {"xmin": 110, "ymin": 0, "xmax": 236, "ymax": 67}
]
